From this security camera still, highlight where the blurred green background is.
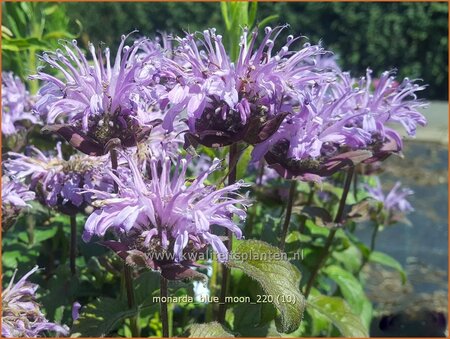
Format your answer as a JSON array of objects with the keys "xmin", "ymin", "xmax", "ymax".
[
  {"xmin": 2, "ymin": 2, "xmax": 448, "ymax": 100},
  {"xmin": 66, "ymin": 2, "xmax": 449, "ymax": 100}
]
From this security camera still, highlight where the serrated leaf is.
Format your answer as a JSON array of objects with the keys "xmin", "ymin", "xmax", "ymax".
[
  {"xmin": 307, "ymin": 295, "xmax": 369, "ymax": 337},
  {"xmin": 324, "ymin": 265, "xmax": 372, "ymax": 329},
  {"xmin": 70, "ymin": 298, "xmax": 136, "ymax": 337},
  {"xmin": 227, "ymin": 240, "xmax": 305, "ymax": 333},
  {"xmin": 188, "ymin": 322, "xmax": 234, "ymax": 337},
  {"xmin": 369, "ymin": 251, "xmax": 406, "ymax": 283}
]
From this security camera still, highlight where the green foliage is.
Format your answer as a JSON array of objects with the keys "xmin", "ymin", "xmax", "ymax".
[
  {"xmin": 307, "ymin": 294, "xmax": 369, "ymax": 337},
  {"xmin": 1, "ymin": 2, "xmax": 423, "ymax": 337},
  {"xmin": 66, "ymin": 2, "xmax": 447, "ymax": 99},
  {"xmin": 71, "ymin": 271, "xmax": 160, "ymax": 337},
  {"xmin": 187, "ymin": 322, "xmax": 234, "ymax": 337},
  {"xmin": 261, "ymin": 2, "xmax": 448, "ymax": 100},
  {"xmin": 226, "ymin": 239, "xmax": 305, "ymax": 334},
  {"xmin": 2, "ymin": 2, "xmax": 80, "ymax": 93},
  {"xmin": 324, "ymin": 265, "xmax": 372, "ymax": 329},
  {"xmin": 369, "ymin": 251, "xmax": 407, "ymax": 283},
  {"xmin": 71, "ymin": 297, "xmax": 137, "ymax": 337},
  {"xmin": 65, "ymin": 2, "xmax": 222, "ymax": 46},
  {"xmin": 220, "ymin": 2, "xmax": 278, "ymax": 61}
]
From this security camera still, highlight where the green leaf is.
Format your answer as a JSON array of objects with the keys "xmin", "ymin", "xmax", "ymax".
[
  {"xmin": 133, "ymin": 271, "xmax": 160, "ymax": 307},
  {"xmin": 33, "ymin": 226, "xmax": 59, "ymax": 243},
  {"xmin": 2, "ymin": 37, "xmax": 49, "ymax": 51},
  {"xmin": 305, "ymin": 302, "xmax": 332, "ymax": 337},
  {"xmin": 256, "ymin": 14, "xmax": 280, "ymax": 30},
  {"xmin": 236, "ymin": 146, "xmax": 252, "ymax": 180},
  {"xmin": 227, "ymin": 239, "xmax": 306, "ymax": 333},
  {"xmin": 188, "ymin": 322, "xmax": 234, "ymax": 337},
  {"xmin": 307, "ymin": 295, "xmax": 369, "ymax": 337},
  {"xmin": 332, "ymin": 245, "xmax": 362, "ymax": 273},
  {"xmin": 227, "ymin": 303, "xmax": 280, "ymax": 337},
  {"xmin": 2, "ymin": 243, "xmax": 39, "ymax": 269},
  {"xmin": 43, "ymin": 30, "xmax": 77, "ymax": 40},
  {"xmin": 369, "ymin": 251, "xmax": 406, "ymax": 283},
  {"xmin": 71, "ymin": 297, "xmax": 136, "ymax": 337},
  {"xmin": 220, "ymin": 2, "xmax": 231, "ymax": 30},
  {"xmin": 2, "ymin": 25, "xmax": 14, "ymax": 38},
  {"xmin": 324, "ymin": 265, "xmax": 372, "ymax": 329},
  {"xmin": 248, "ymin": 1, "xmax": 258, "ymax": 28}
]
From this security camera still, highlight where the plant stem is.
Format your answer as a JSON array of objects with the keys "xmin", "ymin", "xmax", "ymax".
[
  {"xmin": 358, "ymin": 223, "xmax": 380, "ymax": 273},
  {"xmin": 218, "ymin": 143, "xmax": 238, "ymax": 323},
  {"xmin": 110, "ymin": 148, "xmax": 119, "ymax": 193},
  {"xmin": 257, "ymin": 160, "xmax": 265, "ymax": 186},
  {"xmin": 304, "ymin": 166, "xmax": 354, "ymax": 298},
  {"xmin": 279, "ymin": 180, "xmax": 297, "ymax": 251},
  {"xmin": 110, "ymin": 148, "xmax": 138, "ymax": 337},
  {"xmin": 70, "ymin": 215, "xmax": 77, "ymax": 275},
  {"xmin": 299, "ymin": 183, "xmax": 315, "ymax": 235},
  {"xmin": 124, "ymin": 264, "xmax": 136, "ymax": 307},
  {"xmin": 307, "ymin": 182, "xmax": 315, "ymax": 205},
  {"xmin": 353, "ymin": 170, "xmax": 358, "ymax": 200},
  {"xmin": 124, "ymin": 264, "xmax": 139, "ymax": 337},
  {"xmin": 160, "ymin": 275, "xmax": 169, "ymax": 338},
  {"xmin": 168, "ymin": 301, "xmax": 174, "ymax": 337}
]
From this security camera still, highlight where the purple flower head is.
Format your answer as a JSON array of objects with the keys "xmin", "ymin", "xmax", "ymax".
[
  {"xmin": 340, "ymin": 69, "xmax": 427, "ymax": 162},
  {"xmin": 2, "ymin": 72, "xmax": 40, "ymax": 153},
  {"xmin": 251, "ymin": 68, "xmax": 427, "ymax": 181},
  {"xmin": 2, "ymin": 72, "xmax": 40, "ymax": 136},
  {"xmin": 31, "ymin": 34, "xmax": 161, "ymax": 156},
  {"xmin": 5, "ymin": 143, "xmax": 113, "ymax": 215},
  {"xmin": 2, "ymin": 266, "xmax": 69, "ymax": 337},
  {"xmin": 83, "ymin": 151, "xmax": 249, "ymax": 280},
  {"xmin": 365, "ymin": 178, "xmax": 414, "ymax": 225},
  {"xmin": 128, "ymin": 86, "xmax": 185, "ymax": 163},
  {"xmin": 2, "ymin": 177, "xmax": 35, "ymax": 231},
  {"xmin": 162, "ymin": 26, "xmax": 326, "ymax": 148},
  {"xmin": 251, "ymin": 78, "xmax": 374, "ymax": 181}
]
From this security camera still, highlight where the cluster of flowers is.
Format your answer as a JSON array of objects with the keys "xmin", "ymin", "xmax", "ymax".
[
  {"xmin": 2, "ymin": 266, "xmax": 69, "ymax": 337},
  {"xmin": 2, "ymin": 26, "xmax": 424, "ymax": 337}
]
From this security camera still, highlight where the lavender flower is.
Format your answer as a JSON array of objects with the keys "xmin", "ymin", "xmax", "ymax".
[
  {"xmin": 31, "ymin": 34, "xmax": 161, "ymax": 156},
  {"xmin": 2, "ymin": 72, "xmax": 39, "ymax": 136},
  {"xmin": 365, "ymin": 178, "xmax": 414, "ymax": 225},
  {"xmin": 83, "ymin": 152, "xmax": 249, "ymax": 280},
  {"xmin": 251, "ymin": 78, "xmax": 374, "ymax": 181},
  {"xmin": 72, "ymin": 302, "xmax": 81, "ymax": 321},
  {"xmin": 128, "ymin": 86, "xmax": 185, "ymax": 162},
  {"xmin": 2, "ymin": 177, "xmax": 35, "ymax": 230},
  {"xmin": 2, "ymin": 266, "xmax": 69, "ymax": 337},
  {"xmin": 251, "ymin": 68, "xmax": 426, "ymax": 181},
  {"xmin": 5, "ymin": 143, "xmax": 112, "ymax": 215},
  {"xmin": 339, "ymin": 69, "xmax": 427, "ymax": 162},
  {"xmin": 161, "ymin": 26, "xmax": 326, "ymax": 148}
]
